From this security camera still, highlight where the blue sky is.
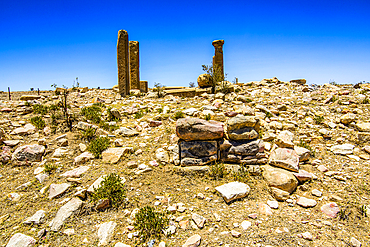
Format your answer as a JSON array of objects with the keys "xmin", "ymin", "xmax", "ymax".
[{"xmin": 1, "ymin": 0, "xmax": 370, "ymax": 91}]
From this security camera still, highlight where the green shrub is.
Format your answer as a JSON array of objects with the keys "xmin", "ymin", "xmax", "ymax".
[
  {"xmin": 30, "ymin": 116, "xmax": 45, "ymax": 129},
  {"xmin": 81, "ymin": 105, "xmax": 102, "ymax": 124},
  {"xmin": 99, "ymin": 121, "xmax": 119, "ymax": 132},
  {"xmin": 362, "ymin": 97, "xmax": 370, "ymax": 104},
  {"xmin": 88, "ymin": 136, "xmax": 110, "ymax": 158},
  {"xmin": 232, "ymin": 165, "xmax": 250, "ymax": 183},
  {"xmin": 32, "ymin": 104, "xmax": 48, "ymax": 115},
  {"xmin": 134, "ymin": 110, "xmax": 144, "ymax": 119},
  {"xmin": 204, "ymin": 113, "xmax": 211, "ymax": 121},
  {"xmin": 265, "ymin": 111, "xmax": 273, "ymax": 119},
  {"xmin": 209, "ymin": 162, "xmax": 227, "ymax": 180},
  {"xmin": 44, "ymin": 163, "xmax": 58, "ymax": 174},
  {"xmin": 157, "ymin": 107, "xmax": 163, "ymax": 113},
  {"xmin": 173, "ymin": 111, "xmax": 184, "ymax": 120},
  {"xmin": 106, "ymin": 107, "xmax": 119, "ymax": 121},
  {"xmin": 314, "ymin": 115, "xmax": 324, "ymax": 124},
  {"xmin": 154, "ymin": 82, "xmax": 166, "ymax": 98},
  {"xmin": 92, "ymin": 173, "xmax": 126, "ymax": 208},
  {"xmin": 134, "ymin": 206, "xmax": 169, "ymax": 243},
  {"xmin": 81, "ymin": 126, "xmax": 97, "ymax": 142}
]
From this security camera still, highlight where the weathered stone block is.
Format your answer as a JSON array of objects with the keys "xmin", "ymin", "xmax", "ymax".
[
  {"xmin": 176, "ymin": 118, "xmax": 224, "ymax": 141},
  {"xmin": 180, "ymin": 140, "xmax": 217, "ymax": 158}
]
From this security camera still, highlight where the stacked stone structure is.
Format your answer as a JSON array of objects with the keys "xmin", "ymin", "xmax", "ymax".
[
  {"xmin": 221, "ymin": 114, "xmax": 267, "ymax": 164},
  {"xmin": 176, "ymin": 115, "xmax": 267, "ymax": 167}
]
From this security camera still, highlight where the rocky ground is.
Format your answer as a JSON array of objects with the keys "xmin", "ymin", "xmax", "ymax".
[{"xmin": 0, "ymin": 79, "xmax": 369, "ymax": 247}]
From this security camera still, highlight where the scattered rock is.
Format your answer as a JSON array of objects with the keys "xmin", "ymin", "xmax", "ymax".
[
  {"xmin": 97, "ymin": 221, "xmax": 117, "ymax": 246},
  {"xmin": 215, "ymin": 181, "xmax": 250, "ymax": 203},
  {"xmin": 182, "ymin": 234, "xmax": 201, "ymax": 247},
  {"xmin": 269, "ymin": 148, "xmax": 299, "ymax": 172},
  {"xmin": 262, "ymin": 165, "xmax": 298, "ymax": 194},
  {"xmin": 23, "ymin": 210, "xmax": 46, "ymax": 225},
  {"xmin": 6, "ymin": 233, "xmax": 36, "ymax": 247},
  {"xmin": 12, "ymin": 144, "xmax": 45, "ymax": 162},
  {"xmin": 296, "ymin": 197, "xmax": 317, "ymax": 208},
  {"xmin": 49, "ymin": 197, "xmax": 83, "ymax": 231}
]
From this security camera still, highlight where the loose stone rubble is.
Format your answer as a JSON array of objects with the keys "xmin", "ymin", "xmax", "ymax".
[{"xmin": 0, "ymin": 78, "xmax": 369, "ymax": 246}]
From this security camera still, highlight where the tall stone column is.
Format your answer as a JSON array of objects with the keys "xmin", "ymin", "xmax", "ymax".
[
  {"xmin": 117, "ymin": 30, "xmax": 130, "ymax": 96},
  {"xmin": 212, "ymin": 40, "xmax": 225, "ymax": 82},
  {"xmin": 129, "ymin": 41, "xmax": 140, "ymax": 90}
]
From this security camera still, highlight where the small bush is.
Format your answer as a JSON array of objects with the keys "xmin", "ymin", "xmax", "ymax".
[
  {"xmin": 32, "ymin": 104, "xmax": 48, "ymax": 115},
  {"xmin": 30, "ymin": 116, "xmax": 45, "ymax": 129},
  {"xmin": 265, "ymin": 111, "xmax": 273, "ymax": 119},
  {"xmin": 134, "ymin": 206, "xmax": 169, "ymax": 243},
  {"xmin": 134, "ymin": 110, "xmax": 144, "ymax": 119},
  {"xmin": 362, "ymin": 97, "xmax": 370, "ymax": 104},
  {"xmin": 92, "ymin": 173, "xmax": 126, "ymax": 208},
  {"xmin": 204, "ymin": 113, "xmax": 211, "ymax": 121},
  {"xmin": 44, "ymin": 163, "xmax": 58, "ymax": 174},
  {"xmin": 88, "ymin": 136, "xmax": 110, "ymax": 158},
  {"xmin": 81, "ymin": 126, "xmax": 97, "ymax": 142},
  {"xmin": 314, "ymin": 115, "xmax": 324, "ymax": 124},
  {"xmin": 232, "ymin": 165, "xmax": 250, "ymax": 183},
  {"xmin": 106, "ymin": 107, "xmax": 119, "ymax": 121},
  {"xmin": 81, "ymin": 105, "xmax": 102, "ymax": 124},
  {"xmin": 99, "ymin": 121, "xmax": 119, "ymax": 132},
  {"xmin": 173, "ymin": 111, "xmax": 184, "ymax": 120},
  {"xmin": 154, "ymin": 82, "xmax": 166, "ymax": 98},
  {"xmin": 157, "ymin": 107, "xmax": 163, "ymax": 113},
  {"xmin": 209, "ymin": 162, "xmax": 228, "ymax": 180}
]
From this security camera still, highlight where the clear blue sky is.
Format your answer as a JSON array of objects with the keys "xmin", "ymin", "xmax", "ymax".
[{"xmin": 1, "ymin": 0, "xmax": 370, "ymax": 91}]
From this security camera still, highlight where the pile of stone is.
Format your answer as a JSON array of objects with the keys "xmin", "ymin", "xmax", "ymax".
[
  {"xmin": 220, "ymin": 114, "xmax": 267, "ymax": 165},
  {"xmin": 262, "ymin": 130, "xmax": 313, "ymax": 201},
  {"xmin": 176, "ymin": 118, "xmax": 224, "ymax": 166},
  {"xmin": 175, "ymin": 115, "xmax": 267, "ymax": 167}
]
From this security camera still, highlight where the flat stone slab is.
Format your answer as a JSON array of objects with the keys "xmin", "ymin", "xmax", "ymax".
[
  {"xmin": 102, "ymin": 147, "xmax": 133, "ymax": 164},
  {"xmin": 6, "ymin": 233, "xmax": 36, "ymax": 247},
  {"xmin": 114, "ymin": 127, "xmax": 139, "ymax": 137},
  {"xmin": 49, "ymin": 197, "xmax": 83, "ymax": 231},
  {"xmin": 61, "ymin": 166, "xmax": 90, "ymax": 178},
  {"xmin": 3, "ymin": 140, "xmax": 20, "ymax": 147},
  {"xmin": 48, "ymin": 183, "xmax": 71, "ymax": 199},
  {"xmin": 321, "ymin": 202, "xmax": 340, "ymax": 218},
  {"xmin": 296, "ymin": 197, "xmax": 317, "ymax": 208},
  {"xmin": 215, "ymin": 181, "xmax": 250, "ymax": 203},
  {"xmin": 20, "ymin": 95, "xmax": 41, "ymax": 101},
  {"xmin": 269, "ymin": 147, "xmax": 299, "ymax": 172},
  {"xmin": 331, "ymin": 144, "xmax": 355, "ymax": 155},
  {"xmin": 176, "ymin": 117, "xmax": 224, "ymax": 141},
  {"xmin": 182, "ymin": 234, "xmax": 201, "ymax": 247},
  {"xmin": 11, "ymin": 124, "xmax": 36, "ymax": 135},
  {"xmin": 98, "ymin": 221, "xmax": 117, "ymax": 246},
  {"xmin": 23, "ymin": 210, "xmax": 46, "ymax": 225}
]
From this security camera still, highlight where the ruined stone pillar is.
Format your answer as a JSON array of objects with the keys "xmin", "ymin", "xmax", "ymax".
[
  {"xmin": 129, "ymin": 41, "xmax": 140, "ymax": 90},
  {"xmin": 117, "ymin": 30, "xmax": 130, "ymax": 96},
  {"xmin": 140, "ymin": 80, "xmax": 148, "ymax": 93},
  {"xmin": 212, "ymin": 40, "xmax": 225, "ymax": 82}
]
